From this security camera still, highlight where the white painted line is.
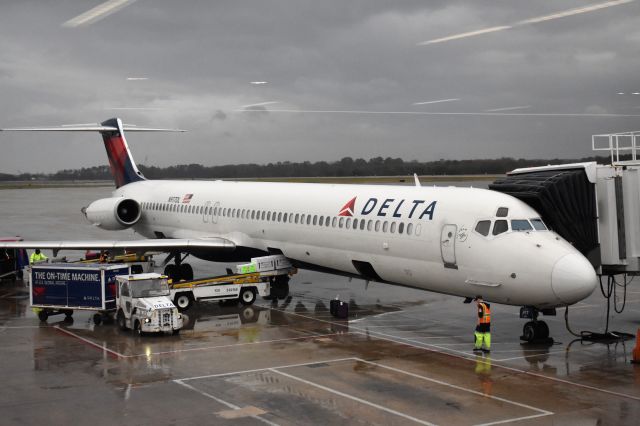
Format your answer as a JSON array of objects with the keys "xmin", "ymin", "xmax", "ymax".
[
  {"xmin": 174, "ymin": 380, "xmax": 280, "ymax": 426},
  {"xmin": 474, "ymin": 413, "xmax": 553, "ymax": 426},
  {"xmin": 126, "ymin": 77, "xmax": 148, "ymax": 81},
  {"xmin": 265, "ymin": 306, "xmax": 640, "ymax": 402},
  {"xmin": 353, "ymin": 358, "xmax": 553, "ymax": 417},
  {"xmin": 269, "ymin": 368, "xmax": 438, "ymax": 426},
  {"xmin": 62, "ymin": 0, "xmax": 136, "ymax": 28},
  {"xmin": 54, "ymin": 326, "xmax": 125, "ymax": 359},
  {"xmin": 413, "ymin": 98, "xmax": 459, "ymax": 105},
  {"xmin": 0, "ymin": 325, "xmax": 55, "ymax": 329},
  {"xmin": 176, "ymin": 357, "xmax": 356, "ymax": 382}
]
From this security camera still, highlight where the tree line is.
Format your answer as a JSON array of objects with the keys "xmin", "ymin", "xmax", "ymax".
[{"xmin": 0, "ymin": 155, "xmax": 616, "ymax": 181}]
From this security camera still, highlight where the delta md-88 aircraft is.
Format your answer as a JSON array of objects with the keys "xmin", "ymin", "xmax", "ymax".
[{"xmin": 1, "ymin": 118, "xmax": 598, "ymax": 340}]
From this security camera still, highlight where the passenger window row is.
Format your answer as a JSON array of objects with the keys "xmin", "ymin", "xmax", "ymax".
[{"xmin": 140, "ymin": 201, "xmax": 422, "ymax": 236}]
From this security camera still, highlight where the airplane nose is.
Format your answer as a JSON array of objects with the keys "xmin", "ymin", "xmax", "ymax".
[{"xmin": 551, "ymin": 253, "xmax": 598, "ymax": 304}]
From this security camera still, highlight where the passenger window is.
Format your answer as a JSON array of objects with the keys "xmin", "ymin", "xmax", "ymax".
[
  {"xmin": 306, "ymin": 215, "xmax": 311, "ymax": 225},
  {"xmin": 318, "ymin": 216, "xmax": 323, "ymax": 226},
  {"xmin": 375, "ymin": 220, "xmax": 381, "ymax": 232},
  {"xmin": 313, "ymin": 215, "xmax": 317, "ymax": 225},
  {"xmin": 493, "ymin": 220, "xmax": 508, "ymax": 235},
  {"xmin": 278, "ymin": 212, "xmax": 282, "ymax": 222},
  {"xmin": 339, "ymin": 217, "xmax": 344, "ymax": 228},
  {"xmin": 332, "ymin": 217, "xmax": 337, "ymax": 227},
  {"xmin": 475, "ymin": 220, "xmax": 491, "ymax": 236},
  {"xmin": 352, "ymin": 218, "xmax": 358, "ymax": 229},
  {"xmin": 382, "ymin": 221, "xmax": 389, "ymax": 233},
  {"xmin": 530, "ymin": 218, "xmax": 547, "ymax": 230},
  {"xmin": 283, "ymin": 213, "xmax": 288, "ymax": 222},
  {"xmin": 511, "ymin": 220, "xmax": 533, "ymax": 231},
  {"xmin": 496, "ymin": 207, "xmax": 509, "ymax": 217},
  {"xmin": 407, "ymin": 223, "xmax": 413, "ymax": 235},
  {"xmin": 360, "ymin": 220, "xmax": 365, "ymax": 230},
  {"xmin": 267, "ymin": 212, "xmax": 271, "ymax": 221},
  {"xmin": 367, "ymin": 220, "xmax": 373, "ymax": 231},
  {"xmin": 295, "ymin": 214, "xmax": 299, "ymax": 223},
  {"xmin": 390, "ymin": 222, "xmax": 396, "ymax": 233},
  {"xmin": 398, "ymin": 222, "xmax": 404, "ymax": 234},
  {"xmin": 346, "ymin": 218, "xmax": 352, "ymax": 228}
]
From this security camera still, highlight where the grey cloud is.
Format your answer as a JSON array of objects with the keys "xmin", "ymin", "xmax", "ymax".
[{"xmin": 1, "ymin": 1, "xmax": 640, "ymax": 173}]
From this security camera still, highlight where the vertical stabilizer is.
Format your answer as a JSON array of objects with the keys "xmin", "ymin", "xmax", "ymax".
[{"xmin": 99, "ymin": 118, "xmax": 145, "ymax": 188}]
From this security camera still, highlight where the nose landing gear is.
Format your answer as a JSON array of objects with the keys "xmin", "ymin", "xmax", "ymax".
[{"xmin": 520, "ymin": 306, "xmax": 554, "ymax": 343}]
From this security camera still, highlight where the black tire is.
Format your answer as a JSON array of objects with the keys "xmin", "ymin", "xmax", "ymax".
[
  {"xmin": 134, "ymin": 320, "xmax": 144, "ymax": 336},
  {"xmin": 174, "ymin": 293, "xmax": 192, "ymax": 311},
  {"xmin": 239, "ymin": 288, "xmax": 257, "ymax": 306},
  {"xmin": 93, "ymin": 314, "xmax": 102, "ymax": 326},
  {"xmin": 37, "ymin": 310, "xmax": 48, "ymax": 322},
  {"xmin": 522, "ymin": 321, "xmax": 536, "ymax": 342},
  {"xmin": 64, "ymin": 310, "xmax": 73, "ymax": 318},
  {"xmin": 179, "ymin": 264, "xmax": 194, "ymax": 281},
  {"xmin": 164, "ymin": 264, "xmax": 179, "ymax": 282},
  {"xmin": 117, "ymin": 310, "xmax": 127, "ymax": 331},
  {"xmin": 536, "ymin": 321, "xmax": 550, "ymax": 340},
  {"xmin": 172, "ymin": 329, "xmax": 181, "ymax": 336}
]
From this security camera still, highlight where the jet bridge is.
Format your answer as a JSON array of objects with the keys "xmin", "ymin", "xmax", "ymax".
[{"xmin": 490, "ymin": 131, "xmax": 640, "ymax": 276}]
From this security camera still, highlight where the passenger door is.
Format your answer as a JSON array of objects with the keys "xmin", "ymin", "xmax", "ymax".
[{"xmin": 440, "ymin": 224, "xmax": 458, "ymax": 269}]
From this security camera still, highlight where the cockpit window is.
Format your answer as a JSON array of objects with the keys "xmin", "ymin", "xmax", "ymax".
[
  {"xmin": 493, "ymin": 220, "xmax": 508, "ymax": 235},
  {"xmin": 511, "ymin": 220, "xmax": 533, "ymax": 231},
  {"xmin": 475, "ymin": 220, "xmax": 491, "ymax": 236},
  {"xmin": 530, "ymin": 218, "xmax": 547, "ymax": 231},
  {"xmin": 496, "ymin": 207, "xmax": 509, "ymax": 217}
]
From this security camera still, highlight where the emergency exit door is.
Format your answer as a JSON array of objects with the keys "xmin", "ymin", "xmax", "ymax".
[{"xmin": 441, "ymin": 224, "xmax": 457, "ymax": 269}]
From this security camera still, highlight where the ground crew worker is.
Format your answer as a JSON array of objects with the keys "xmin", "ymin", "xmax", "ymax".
[
  {"xmin": 29, "ymin": 249, "xmax": 48, "ymax": 265},
  {"xmin": 473, "ymin": 296, "xmax": 491, "ymax": 353}
]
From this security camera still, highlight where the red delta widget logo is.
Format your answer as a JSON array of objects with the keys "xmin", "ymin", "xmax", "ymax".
[{"xmin": 338, "ymin": 196, "xmax": 437, "ymax": 220}]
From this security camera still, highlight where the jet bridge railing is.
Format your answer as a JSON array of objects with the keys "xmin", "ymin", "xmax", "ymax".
[{"xmin": 592, "ymin": 130, "xmax": 640, "ymax": 165}]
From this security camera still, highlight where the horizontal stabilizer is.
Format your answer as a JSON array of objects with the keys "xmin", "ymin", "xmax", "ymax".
[{"xmin": 0, "ymin": 124, "xmax": 186, "ymax": 132}]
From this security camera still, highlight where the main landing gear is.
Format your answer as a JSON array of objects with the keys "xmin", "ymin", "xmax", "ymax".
[
  {"xmin": 163, "ymin": 253, "xmax": 193, "ymax": 282},
  {"xmin": 520, "ymin": 306, "xmax": 554, "ymax": 343}
]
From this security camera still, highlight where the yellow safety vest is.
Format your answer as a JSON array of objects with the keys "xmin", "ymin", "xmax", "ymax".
[{"xmin": 30, "ymin": 252, "xmax": 47, "ymax": 264}]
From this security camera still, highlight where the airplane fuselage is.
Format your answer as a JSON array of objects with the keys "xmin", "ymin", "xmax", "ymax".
[{"xmin": 115, "ymin": 179, "xmax": 597, "ymax": 308}]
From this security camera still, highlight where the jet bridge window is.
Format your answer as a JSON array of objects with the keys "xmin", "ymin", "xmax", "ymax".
[
  {"xmin": 474, "ymin": 220, "xmax": 491, "ymax": 236},
  {"xmin": 511, "ymin": 220, "xmax": 533, "ymax": 231},
  {"xmin": 492, "ymin": 220, "xmax": 508, "ymax": 235},
  {"xmin": 530, "ymin": 218, "xmax": 547, "ymax": 230}
]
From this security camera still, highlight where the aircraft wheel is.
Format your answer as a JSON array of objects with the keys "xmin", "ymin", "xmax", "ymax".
[
  {"xmin": 172, "ymin": 329, "xmax": 180, "ymax": 336},
  {"xmin": 522, "ymin": 321, "xmax": 536, "ymax": 342},
  {"xmin": 240, "ymin": 288, "xmax": 257, "ymax": 306},
  {"xmin": 174, "ymin": 293, "xmax": 192, "ymax": 311},
  {"xmin": 179, "ymin": 264, "xmax": 193, "ymax": 281},
  {"xmin": 164, "ymin": 264, "xmax": 179, "ymax": 282},
  {"xmin": 536, "ymin": 321, "xmax": 549, "ymax": 340},
  {"xmin": 117, "ymin": 310, "xmax": 127, "ymax": 331}
]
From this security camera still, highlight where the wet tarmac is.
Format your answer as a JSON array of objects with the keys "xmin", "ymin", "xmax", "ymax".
[{"xmin": 1, "ymin": 186, "xmax": 640, "ymax": 425}]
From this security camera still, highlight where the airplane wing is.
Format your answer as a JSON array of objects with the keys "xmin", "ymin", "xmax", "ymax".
[{"xmin": 0, "ymin": 238, "xmax": 235, "ymax": 256}]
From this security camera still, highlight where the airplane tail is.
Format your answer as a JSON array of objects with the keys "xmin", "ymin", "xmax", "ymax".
[
  {"xmin": 99, "ymin": 118, "xmax": 145, "ymax": 188},
  {"xmin": 0, "ymin": 118, "xmax": 185, "ymax": 188}
]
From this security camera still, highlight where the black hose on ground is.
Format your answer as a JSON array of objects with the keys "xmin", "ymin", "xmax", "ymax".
[{"xmin": 563, "ymin": 274, "xmax": 635, "ymax": 342}]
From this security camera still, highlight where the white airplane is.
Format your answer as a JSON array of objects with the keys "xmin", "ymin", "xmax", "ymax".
[{"xmin": 0, "ymin": 118, "xmax": 598, "ymax": 341}]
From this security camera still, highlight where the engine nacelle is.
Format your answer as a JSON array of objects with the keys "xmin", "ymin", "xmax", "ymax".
[{"xmin": 83, "ymin": 197, "xmax": 141, "ymax": 230}]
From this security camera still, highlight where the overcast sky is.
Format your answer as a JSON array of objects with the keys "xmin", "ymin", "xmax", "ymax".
[{"xmin": 1, "ymin": 0, "xmax": 640, "ymax": 173}]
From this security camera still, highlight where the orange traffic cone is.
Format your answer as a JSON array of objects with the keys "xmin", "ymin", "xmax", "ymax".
[{"xmin": 632, "ymin": 329, "xmax": 640, "ymax": 364}]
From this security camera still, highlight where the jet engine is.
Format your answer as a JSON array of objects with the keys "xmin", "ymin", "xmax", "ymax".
[{"xmin": 83, "ymin": 197, "xmax": 141, "ymax": 230}]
